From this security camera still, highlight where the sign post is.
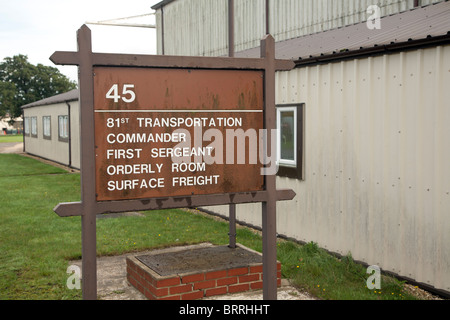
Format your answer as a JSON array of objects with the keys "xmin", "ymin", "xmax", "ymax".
[
  {"xmin": 52, "ymin": 25, "xmax": 295, "ymax": 300},
  {"xmin": 261, "ymin": 34, "xmax": 278, "ymax": 300}
]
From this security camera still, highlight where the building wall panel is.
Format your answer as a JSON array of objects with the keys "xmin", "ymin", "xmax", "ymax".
[
  {"xmin": 69, "ymin": 101, "xmax": 80, "ymax": 169},
  {"xmin": 23, "ymin": 103, "xmax": 70, "ymax": 165},
  {"xmin": 205, "ymin": 45, "xmax": 450, "ymax": 293},
  {"xmin": 23, "ymin": 101, "xmax": 80, "ymax": 169},
  {"xmin": 158, "ymin": 0, "xmax": 228, "ymax": 56}
]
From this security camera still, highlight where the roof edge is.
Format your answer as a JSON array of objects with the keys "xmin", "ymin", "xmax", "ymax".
[
  {"xmin": 21, "ymin": 89, "xmax": 79, "ymax": 109},
  {"xmin": 294, "ymin": 33, "xmax": 450, "ymax": 68},
  {"xmin": 151, "ymin": 0, "xmax": 177, "ymax": 10}
]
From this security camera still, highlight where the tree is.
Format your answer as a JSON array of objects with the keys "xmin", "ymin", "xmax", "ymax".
[
  {"xmin": 0, "ymin": 54, "xmax": 77, "ymax": 119},
  {"xmin": 0, "ymin": 81, "xmax": 16, "ymax": 119}
]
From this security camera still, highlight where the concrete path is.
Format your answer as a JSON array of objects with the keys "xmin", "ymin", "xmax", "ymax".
[
  {"xmin": 68, "ymin": 248, "xmax": 316, "ymax": 301},
  {"xmin": 0, "ymin": 142, "xmax": 23, "ymax": 153}
]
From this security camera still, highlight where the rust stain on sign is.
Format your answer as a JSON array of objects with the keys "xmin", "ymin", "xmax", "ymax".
[{"xmin": 94, "ymin": 67, "xmax": 264, "ymax": 201}]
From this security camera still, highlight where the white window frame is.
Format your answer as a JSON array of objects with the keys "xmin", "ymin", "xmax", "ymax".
[
  {"xmin": 43, "ymin": 116, "xmax": 51, "ymax": 140},
  {"xmin": 58, "ymin": 115, "xmax": 69, "ymax": 142},
  {"xmin": 276, "ymin": 106, "xmax": 297, "ymax": 168},
  {"xmin": 30, "ymin": 117, "xmax": 38, "ymax": 137},
  {"xmin": 24, "ymin": 117, "xmax": 30, "ymax": 136}
]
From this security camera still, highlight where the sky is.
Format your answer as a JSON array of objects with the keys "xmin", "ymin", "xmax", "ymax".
[{"xmin": 0, "ymin": 0, "xmax": 161, "ymax": 82}]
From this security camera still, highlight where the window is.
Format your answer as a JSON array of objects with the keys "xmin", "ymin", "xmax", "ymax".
[
  {"xmin": 30, "ymin": 117, "xmax": 37, "ymax": 138},
  {"xmin": 276, "ymin": 104, "xmax": 304, "ymax": 180},
  {"xmin": 24, "ymin": 117, "xmax": 30, "ymax": 136},
  {"xmin": 43, "ymin": 116, "xmax": 51, "ymax": 140},
  {"xmin": 58, "ymin": 115, "xmax": 69, "ymax": 142}
]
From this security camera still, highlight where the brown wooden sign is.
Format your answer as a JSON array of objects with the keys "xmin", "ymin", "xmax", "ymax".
[{"xmin": 93, "ymin": 67, "xmax": 264, "ymax": 201}]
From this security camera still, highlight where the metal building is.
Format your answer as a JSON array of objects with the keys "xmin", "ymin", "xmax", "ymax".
[
  {"xmin": 153, "ymin": 0, "xmax": 444, "ymax": 56},
  {"xmin": 152, "ymin": 0, "xmax": 450, "ymax": 296}
]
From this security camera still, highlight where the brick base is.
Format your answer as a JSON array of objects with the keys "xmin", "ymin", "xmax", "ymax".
[{"xmin": 126, "ymin": 244, "xmax": 281, "ymax": 300}]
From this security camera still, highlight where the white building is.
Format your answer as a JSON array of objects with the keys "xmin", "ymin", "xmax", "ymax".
[{"xmin": 21, "ymin": 89, "xmax": 80, "ymax": 169}]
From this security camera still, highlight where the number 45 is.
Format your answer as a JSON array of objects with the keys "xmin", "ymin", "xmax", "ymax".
[{"xmin": 106, "ymin": 84, "xmax": 136, "ymax": 103}]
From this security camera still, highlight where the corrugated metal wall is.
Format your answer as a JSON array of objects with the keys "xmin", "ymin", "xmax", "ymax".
[
  {"xmin": 156, "ymin": 0, "xmax": 229, "ymax": 56},
  {"xmin": 267, "ymin": 0, "xmax": 441, "ymax": 43},
  {"xmin": 155, "ymin": 0, "xmax": 444, "ymax": 56},
  {"xmin": 207, "ymin": 45, "xmax": 450, "ymax": 293}
]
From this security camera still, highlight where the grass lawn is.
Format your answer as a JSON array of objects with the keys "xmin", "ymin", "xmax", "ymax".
[
  {"xmin": 0, "ymin": 134, "xmax": 23, "ymax": 143},
  {"xmin": 0, "ymin": 154, "xmax": 263, "ymax": 300},
  {"xmin": 278, "ymin": 241, "xmax": 417, "ymax": 300},
  {"xmin": 0, "ymin": 154, "xmax": 422, "ymax": 300}
]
